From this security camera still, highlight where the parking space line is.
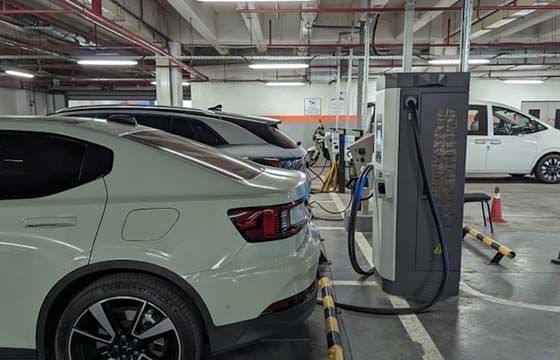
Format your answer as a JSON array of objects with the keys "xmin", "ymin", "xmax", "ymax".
[
  {"xmin": 460, "ymin": 282, "xmax": 560, "ymax": 313},
  {"xmin": 329, "ymin": 192, "xmax": 445, "ymax": 360}
]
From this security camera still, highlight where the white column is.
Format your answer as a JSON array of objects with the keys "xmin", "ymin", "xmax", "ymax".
[
  {"xmin": 156, "ymin": 42, "xmax": 183, "ymax": 107},
  {"xmin": 459, "ymin": 0, "xmax": 474, "ymax": 72},
  {"xmin": 402, "ymin": 0, "xmax": 415, "ymax": 72},
  {"xmin": 169, "ymin": 41, "xmax": 183, "ymax": 106}
]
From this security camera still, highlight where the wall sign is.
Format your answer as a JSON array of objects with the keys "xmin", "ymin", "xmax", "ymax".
[{"xmin": 304, "ymin": 98, "xmax": 322, "ymax": 115}]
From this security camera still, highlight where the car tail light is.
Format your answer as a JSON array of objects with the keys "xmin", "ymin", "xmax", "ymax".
[
  {"xmin": 228, "ymin": 198, "xmax": 307, "ymax": 242},
  {"xmin": 253, "ymin": 157, "xmax": 305, "ymax": 170}
]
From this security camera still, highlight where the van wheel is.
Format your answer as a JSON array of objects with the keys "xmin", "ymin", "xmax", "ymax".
[
  {"xmin": 55, "ymin": 273, "xmax": 202, "ymax": 360},
  {"xmin": 535, "ymin": 154, "xmax": 560, "ymax": 184}
]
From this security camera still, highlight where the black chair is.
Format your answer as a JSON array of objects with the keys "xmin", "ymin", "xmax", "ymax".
[{"xmin": 464, "ymin": 193, "xmax": 494, "ymax": 233}]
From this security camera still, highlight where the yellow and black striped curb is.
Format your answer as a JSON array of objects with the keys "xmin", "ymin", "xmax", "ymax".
[
  {"xmin": 463, "ymin": 224, "xmax": 516, "ymax": 264},
  {"xmin": 319, "ymin": 277, "xmax": 344, "ymax": 360}
]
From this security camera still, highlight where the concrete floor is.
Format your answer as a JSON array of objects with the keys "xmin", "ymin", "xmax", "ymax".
[{"xmin": 208, "ymin": 175, "xmax": 560, "ymax": 360}]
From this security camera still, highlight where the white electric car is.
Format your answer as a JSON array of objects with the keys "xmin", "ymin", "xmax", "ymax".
[
  {"xmin": 0, "ymin": 116, "xmax": 320, "ymax": 360},
  {"xmin": 467, "ymin": 101, "xmax": 560, "ymax": 183}
]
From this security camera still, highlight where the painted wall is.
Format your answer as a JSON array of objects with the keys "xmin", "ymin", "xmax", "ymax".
[
  {"xmin": 192, "ymin": 79, "xmax": 560, "ymax": 149},
  {"xmin": 192, "ymin": 81, "xmax": 377, "ymax": 149},
  {"xmin": 470, "ymin": 79, "xmax": 560, "ymax": 108},
  {"xmin": 0, "ymin": 87, "xmax": 65, "ymax": 115}
]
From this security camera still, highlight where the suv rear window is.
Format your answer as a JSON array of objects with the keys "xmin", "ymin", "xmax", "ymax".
[
  {"xmin": 124, "ymin": 130, "xmax": 262, "ymax": 180},
  {"xmin": 221, "ymin": 116, "xmax": 298, "ymax": 149}
]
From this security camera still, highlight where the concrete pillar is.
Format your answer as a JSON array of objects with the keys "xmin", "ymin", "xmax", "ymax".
[
  {"xmin": 169, "ymin": 41, "xmax": 183, "ymax": 106},
  {"xmin": 459, "ymin": 0, "xmax": 474, "ymax": 72},
  {"xmin": 156, "ymin": 42, "xmax": 183, "ymax": 107},
  {"xmin": 402, "ymin": 0, "xmax": 415, "ymax": 72}
]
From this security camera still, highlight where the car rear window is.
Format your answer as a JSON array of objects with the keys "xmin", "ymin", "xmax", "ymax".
[
  {"xmin": 221, "ymin": 116, "xmax": 299, "ymax": 149},
  {"xmin": 124, "ymin": 130, "xmax": 263, "ymax": 180}
]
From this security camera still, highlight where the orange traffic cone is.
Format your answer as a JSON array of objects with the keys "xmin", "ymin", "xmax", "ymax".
[{"xmin": 489, "ymin": 186, "xmax": 506, "ymax": 223}]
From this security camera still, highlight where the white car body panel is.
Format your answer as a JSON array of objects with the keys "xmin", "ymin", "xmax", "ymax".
[
  {"xmin": 466, "ymin": 101, "xmax": 560, "ymax": 175},
  {"xmin": 0, "ymin": 117, "xmax": 320, "ymax": 350}
]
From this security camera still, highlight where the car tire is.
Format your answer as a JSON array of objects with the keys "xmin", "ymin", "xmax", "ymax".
[
  {"xmin": 55, "ymin": 273, "xmax": 202, "ymax": 360},
  {"xmin": 535, "ymin": 154, "xmax": 560, "ymax": 184}
]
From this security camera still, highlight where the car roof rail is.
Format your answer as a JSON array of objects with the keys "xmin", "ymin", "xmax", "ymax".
[{"xmin": 107, "ymin": 114, "xmax": 137, "ymax": 127}]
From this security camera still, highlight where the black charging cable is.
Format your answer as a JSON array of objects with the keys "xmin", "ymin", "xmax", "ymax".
[{"xmin": 333, "ymin": 99, "xmax": 450, "ymax": 315}]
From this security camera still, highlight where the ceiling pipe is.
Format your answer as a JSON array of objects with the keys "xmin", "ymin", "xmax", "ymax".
[
  {"xmin": 238, "ymin": 5, "xmax": 560, "ymax": 14},
  {"xmin": 310, "ymin": 63, "xmax": 560, "ymax": 69},
  {"xmin": 53, "ymin": 0, "xmax": 208, "ymax": 81},
  {"xmin": 263, "ymin": 42, "xmax": 560, "ymax": 49},
  {"xmin": 0, "ymin": 44, "xmax": 142, "ymax": 50},
  {"xmin": 0, "ymin": 9, "xmax": 76, "ymax": 14}
]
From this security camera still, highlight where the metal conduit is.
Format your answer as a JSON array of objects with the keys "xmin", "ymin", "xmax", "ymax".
[{"xmin": 4, "ymin": 54, "xmax": 560, "ymax": 61}]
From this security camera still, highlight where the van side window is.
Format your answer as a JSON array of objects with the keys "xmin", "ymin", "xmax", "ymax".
[
  {"xmin": 468, "ymin": 105, "xmax": 488, "ymax": 136},
  {"xmin": 492, "ymin": 106, "xmax": 543, "ymax": 136},
  {"xmin": 0, "ymin": 131, "xmax": 113, "ymax": 200}
]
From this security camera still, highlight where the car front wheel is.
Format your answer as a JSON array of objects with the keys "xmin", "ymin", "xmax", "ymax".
[
  {"xmin": 55, "ymin": 273, "xmax": 202, "ymax": 360},
  {"xmin": 535, "ymin": 154, "xmax": 560, "ymax": 184}
]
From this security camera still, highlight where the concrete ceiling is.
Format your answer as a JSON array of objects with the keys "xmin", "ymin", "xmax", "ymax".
[{"xmin": 0, "ymin": 0, "xmax": 559, "ymax": 90}]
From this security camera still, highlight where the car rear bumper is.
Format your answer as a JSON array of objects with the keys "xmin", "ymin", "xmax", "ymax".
[{"xmin": 206, "ymin": 278, "xmax": 318, "ymax": 354}]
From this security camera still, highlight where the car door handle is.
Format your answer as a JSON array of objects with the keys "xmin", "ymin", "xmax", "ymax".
[
  {"xmin": 474, "ymin": 139, "xmax": 488, "ymax": 144},
  {"xmin": 22, "ymin": 216, "xmax": 78, "ymax": 228},
  {"xmin": 488, "ymin": 140, "xmax": 502, "ymax": 145}
]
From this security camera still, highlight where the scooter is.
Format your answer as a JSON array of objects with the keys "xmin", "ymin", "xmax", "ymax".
[{"xmin": 306, "ymin": 120, "xmax": 330, "ymax": 166}]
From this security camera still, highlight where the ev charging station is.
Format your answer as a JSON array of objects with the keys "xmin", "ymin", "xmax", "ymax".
[{"xmin": 371, "ymin": 72, "xmax": 470, "ymax": 298}]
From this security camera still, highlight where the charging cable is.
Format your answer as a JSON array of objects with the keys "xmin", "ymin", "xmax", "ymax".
[{"xmin": 332, "ymin": 99, "xmax": 450, "ymax": 315}]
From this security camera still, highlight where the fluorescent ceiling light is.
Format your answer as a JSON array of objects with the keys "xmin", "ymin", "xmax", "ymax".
[
  {"xmin": 199, "ymin": 0, "xmax": 313, "ymax": 2},
  {"xmin": 502, "ymin": 79, "xmax": 544, "ymax": 84},
  {"xmin": 249, "ymin": 63, "xmax": 309, "ymax": 70},
  {"xmin": 77, "ymin": 59, "xmax": 138, "ymax": 66},
  {"xmin": 428, "ymin": 58, "xmax": 490, "ymax": 65},
  {"xmin": 265, "ymin": 81, "xmax": 306, "ymax": 86},
  {"xmin": 511, "ymin": 9, "xmax": 535, "ymax": 17},
  {"xmin": 387, "ymin": 67, "xmax": 426, "ymax": 73},
  {"xmin": 151, "ymin": 81, "xmax": 191, "ymax": 86},
  {"xmin": 486, "ymin": 18, "xmax": 516, "ymax": 29},
  {"xmin": 5, "ymin": 70, "xmax": 34, "ymax": 78},
  {"xmin": 470, "ymin": 29, "xmax": 492, "ymax": 38}
]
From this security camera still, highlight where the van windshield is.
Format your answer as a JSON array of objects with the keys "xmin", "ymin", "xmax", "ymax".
[{"xmin": 124, "ymin": 129, "xmax": 263, "ymax": 180}]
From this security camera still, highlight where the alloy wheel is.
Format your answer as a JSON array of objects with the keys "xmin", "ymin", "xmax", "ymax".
[
  {"xmin": 68, "ymin": 296, "xmax": 181, "ymax": 360},
  {"xmin": 541, "ymin": 157, "xmax": 560, "ymax": 182}
]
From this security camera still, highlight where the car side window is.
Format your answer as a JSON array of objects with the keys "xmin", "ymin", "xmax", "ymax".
[
  {"xmin": 468, "ymin": 105, "xmax": 488, "ymax": 136},
  {"xmin": 0, "ymin": 131, "xmax": 113, "ymax": 200},
  {"xmin": 191, "ymin": 120, "xmax": 227, "ymax": 146},
  {"xmin": 492, "ymin": 106, "xmax": 542, "ymax": 136},
  {"xmin": 170, "ymin": 118, "xmax": 196, "ymax": 140},
  {"xmin": 133, "ymin": 115, "xmax": 172, "ymax": 132}
]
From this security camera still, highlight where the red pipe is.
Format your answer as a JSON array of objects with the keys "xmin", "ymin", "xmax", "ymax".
[
  {"xmin": 264, "ymin": 42, "xmax": 560, "ymax": 49},
  {"xmin": 54, "ymin": 0, "xmax": 208, "ymax": 81},
  {"xmin": 238, "ymin": 5, "xmax": 560, "ymax": 14},
  {"xmin": 15, "ymin": 64, "xmax": 156, "ymax": 69},
  {"xmin": 91, "ymin": 0, "xmax": 102, "ymax": 15},
  {"xmin": 0, "ymin": 45, "xmax": 142, "ymax": 50},
  {"xmin": 0, "ymin": 9, "xmax": 76, "ymax": 14},
  {"xmin": 311, "ymin": 62, "xmax": 560, "ymax": 68}
]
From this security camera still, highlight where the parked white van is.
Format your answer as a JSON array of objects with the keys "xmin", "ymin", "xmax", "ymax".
[{"xmin": 467, "ymin": 101, "xmax": 560, "ymax": 184}]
